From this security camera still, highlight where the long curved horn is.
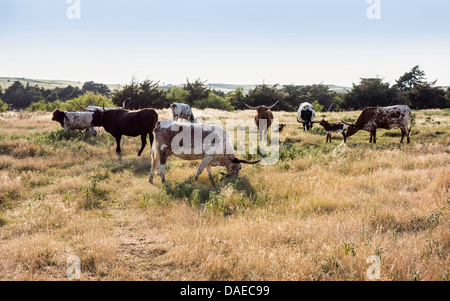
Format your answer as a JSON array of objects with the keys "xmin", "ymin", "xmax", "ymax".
[
  {"xmin": 122, "ymin": 97, "xmax": 131, "ymax": 109},
  {"xmin": 237, "ymin": 157, "xmax": 263, "ymax": 164},
  {"xmin": 244, "ymin": 103, "xmax": 259, "ymax": 110},
  {"xmin": 102, "ymin": 103, "xmax": 105, "ymax": 112},
  {"xmin": 77, "ymin": 103, "xmax": 95, "ymax": 112},
  {"xmin": 341, "ymin": 119, "xmax": 355, "ymax": 126},
  {"xmin": 266, "ymin": 101, "xmax": 279, "ymax": 109}
]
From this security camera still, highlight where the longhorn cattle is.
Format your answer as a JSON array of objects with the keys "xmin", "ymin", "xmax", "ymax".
[
  {"xmin": 318, "ymin": 118, "xmax": 346, "ymax": 143},
  {"xmin": 343, "ymin": 105, "xmax": 412, "ymax": 144},
  {"xmin": 89, "ymin": 108, "xmax": 158, "ymax": 156},
  {"xmin": 244, "ymin": 101, "xmax": 278, "ymax": 141},
  {"xmin": 170, "ymin": 102, "xmax": 195, "ymax": 123},
  {"xmin": 149, "ymin": 120, "xmax": 262, "ymax": 184},
  {"xmin": 52, "ymin": 110, "xmax": 97, "ymax": 136},
  {"xmin": 297, "ymin": 102, "xmax": 318, "ymax": 131}
]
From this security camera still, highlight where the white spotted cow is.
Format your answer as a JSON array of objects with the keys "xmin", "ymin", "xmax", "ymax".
[
  {"xmin": 170, "ymin": 103, "xmax": 195, "ymax": 123},
  {"xmin": 149, "ymin": 120, "xmax": 262, "ymax": 184}
]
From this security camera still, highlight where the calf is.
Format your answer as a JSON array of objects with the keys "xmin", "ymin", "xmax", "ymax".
[
  {"xmin": 52, "ymin": 110, "xmax": 97, "ymax": 136},
  {"xmin": 149, "ymin": 120, "xmax": 262, "ymax": 183},
  {"xmin": 170, "ymin": 102, "xmax": 195, "ymax": 123},
  {"xmin": 343, "ymin": 105, "xmax": 412, "ymax": 144},
  {"xmin": 244, "ymin": 101, "xmax": 278, "ymax": 141},
  {"xmin": 318, "ymin": 118, "xmax": 346, "ymax": 143}
]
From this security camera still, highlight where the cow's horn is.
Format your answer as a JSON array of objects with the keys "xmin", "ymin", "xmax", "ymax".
[
  {"xmin": 244, "ymin": 103, "xmax": 259, "ymax": 110},
  {"xmin": 237, "ymin": 157, "xmax": 263, "ymax": 164},
  {"xmin": 78, "ymin": 103, "xmax": 95, "ymax": 112},
  {"xmin": 103, "ymin": 103, "xmax": 105, "ymax": 112},
  {"xmin": 266, "ymin": 101, "xmax": 279, "ymax": 109},
  {"xmin": 341, "ymin": 119, "xmax": 355, "ymax": 126}
]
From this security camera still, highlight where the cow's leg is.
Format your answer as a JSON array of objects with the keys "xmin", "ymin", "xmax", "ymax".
[
  {"xmin": 194, "ymin": 156, "xmax": 214, "ymax": 181},
  {"xmin": 115, "ymin": 135, "xmax": 122, "ymax": 161},
  {"xmin": 400, "ymin": 128, "xmax": 406, "ymax": 144},
  {"xmin": 407, "ymin": 127, "xmax": 411, "ymax": 144},
  {"xmin": 372, "ymin": 130, "xmax": 377, "ymax": 144},
  {"xmin": 342, "ymin": 132, "xmax": 346, "ymax": 143},
  {"xmin": 149, "ymin": 132, "xmax": 154, "ymax": 149},
  {"xmin": 369, "ymin": 132, "xmax": 373, "ymax": 143},
  {"xmin": 303, "ymin": 124, "xmax": 306, "ymax": 131},
  {"xmin": 138, "ymin": 134, "xmax": 147, "ymax": 156},
  {"xmin": 149, "ymin": 145, "xmax": 160, "ymax": 184}
]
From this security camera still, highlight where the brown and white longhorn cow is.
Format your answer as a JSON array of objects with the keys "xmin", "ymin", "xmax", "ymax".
[
  {"xmin": 149, "ymin": 120, "xmax": 262, "ymax": 184},
  {"xmin": 343, "ymin": 105, "xmax": 412, "ymax": 144},
  {"xmin": 244, "ymin": 101, "xmax": 278, "ymax": 141}
]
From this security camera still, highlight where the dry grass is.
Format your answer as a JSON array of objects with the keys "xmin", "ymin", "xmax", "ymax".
[{"xmin": 0, "ymin": 109, "xmax": 449, "ymax": 281}]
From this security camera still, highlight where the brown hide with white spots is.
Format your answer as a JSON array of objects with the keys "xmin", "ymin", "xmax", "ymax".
[
  {"xmin": 345, "ymin": 105, "xmax": 411, "ymax": 143},
  {"xmin": 149, "ymin": 120, "xmax": 261, "ymax": 183}
]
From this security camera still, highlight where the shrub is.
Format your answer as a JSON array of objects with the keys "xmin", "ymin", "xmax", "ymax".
[
  {"xmin": 193, "ymin": 93, "xmax": 234, "ymax": 111},
  {"xmin": 0, "ymin": 99, "xmax": 9, "ymax": 112}
]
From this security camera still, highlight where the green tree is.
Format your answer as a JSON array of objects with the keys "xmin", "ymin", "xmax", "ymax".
[
  {"xmin": 226, "ymin": 87, "xmax": 246, "ymax": 110},
  {"xmin": 245, "ymin": 84, "xmax": 285, "ymax": 111},
  {"xmin": 64, "ymin": 92, "xmax": 115, "ymax": 111},
  {"xmin": 184, "ymin": 78, "xmax": 210, "ymax": 105},
  {"xmin": 166, "ymin": 86, "xmax": 190, "ymax": 104},
  {"xmin": 340, "ymin": 78, "xmax": 405, "ymax": 110},
  {"xmin": 112, "ymin": 78, "xmax": 167, "ymax": 109},
  {"xmin": 396, "ymin": 65, "xmax": 426, "ymax": 92},
  {"xmin": 407, "ymin": 83, "xmax": 447, "ymax": 109},
  {"xmin": 280, "ymin": 85, "xmax": 302, "ymax": 112},
  {"xmin": 3, "ymin": 81, "xmax": 44, "ymax": 108},
  {"xmin": 193, "ymin": 92, "xmax": 234, "ymax": 111},
  {"xmin": 82, "ymin": 81, "xmax": 111, "ymax": 97},
  {"xmin": 299, "ymin": 84, "xmax": 342, "ymax": 112}
]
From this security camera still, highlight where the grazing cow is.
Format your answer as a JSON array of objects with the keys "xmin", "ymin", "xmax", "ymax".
[
  {"xmin": 149, "ymin": 120, "xmax": 262, "ymax": 183},
  {"xmin": 89, "ymin": 108, "xmax": 158, "ymax": 156},
  {"xmin": 52, "ymin": 110, "xmax": 97, "ymax": 136},
  {"xmin": 343, "ymin": 105, "xmax": 412, "ymax": 144},
  {"xmin": 297, "ymin": 102, "xmax": 318, "ymax": 131},
  {"xmin": 244, "ymin": 101, "xmax": 278, "ymax": 141},
  {"xmin": 318, "ymin": 118, "xmax": 346, "ymax": 143},
  {"xmin": 170, "ymin": 102, "xmax": 195, "ymax": 123}
]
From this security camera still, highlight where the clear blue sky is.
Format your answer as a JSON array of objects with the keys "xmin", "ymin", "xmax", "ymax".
[{"xmin": 1, "ymin": 0, "xmax": 449, "ymax": 87}]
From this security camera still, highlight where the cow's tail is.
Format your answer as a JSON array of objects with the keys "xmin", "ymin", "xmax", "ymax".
[{"xmin": 408, "ymin": 111, "xmax": 414, "ymax": 133}]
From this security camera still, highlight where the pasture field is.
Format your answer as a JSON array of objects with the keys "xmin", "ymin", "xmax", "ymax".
[{"xmin": 0, "ymin": 108, "xmax": 449, "ymax": 281}]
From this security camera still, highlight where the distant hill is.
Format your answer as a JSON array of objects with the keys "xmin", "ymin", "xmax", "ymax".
[
  {"xmin": 0, "ymin": 76, "xmax": 352, "ymax": 94},
  {"xmin": 0, "ymin": 77, "xmax": 123, "ymax": 91}
]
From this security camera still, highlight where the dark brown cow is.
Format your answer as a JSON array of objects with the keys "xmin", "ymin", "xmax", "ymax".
[
  {"xmin": 89, "ymin": 108, "xmax": 158, "ymax": 156},
  {"xmin": 244, "ymin": 101, "xmax": 278, "ymax": 140},
  {"xmin": 343, "ymin": 105, "xmax": 412, "ymax": 144},
  {"xmin": 318, "ymin": 118, "xmax": 346, "ymax": 143}
]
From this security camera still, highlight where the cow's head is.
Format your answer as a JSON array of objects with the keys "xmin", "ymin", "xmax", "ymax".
[
  {"xmin": 227, "ymin": 157, "xmax": 262, "ymax": 177},
  {"xmin": 341, "ymin": 120, "xmax": 358, "ymax": 137},
  {"xmin": 52, "ymin": 110, "xmax": 65, "ymax": 126},
  {"xmin": 91, "ymin": 110, "xmax": 105, "ymax": 127},
  {"xmin": 318, "ymin": 118, "xmax": 327, "ymax": 127},
  {"xmin": 244, "ymin": 102, "xmax": 278, "ymax": 116}
]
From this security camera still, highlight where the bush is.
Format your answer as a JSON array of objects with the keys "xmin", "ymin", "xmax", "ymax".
[
  {"xmin": 193, "ymin": 92, "xmax": 234, "ymax": 111},
  {"xmin": 27, "ymin": 92, "xmax": 115, "ymax": 112},
  {"xmin": 28, "ymin": 100, "xmax": 64, "ymax": 112},
  {"xmin": 0, "ymin": 99, "xmax": 9, "ymax": 112}
]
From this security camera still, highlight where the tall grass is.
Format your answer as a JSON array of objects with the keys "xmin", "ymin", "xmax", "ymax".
[{"xmin": 0, "ymin": 109, "xmax": 448, "ymax": 280}]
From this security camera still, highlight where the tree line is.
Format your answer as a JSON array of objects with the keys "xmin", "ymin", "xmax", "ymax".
[{"xmin": 1, "ymin": 66, "xmax": 449, "ymax": 113}]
